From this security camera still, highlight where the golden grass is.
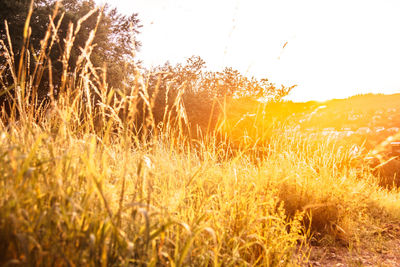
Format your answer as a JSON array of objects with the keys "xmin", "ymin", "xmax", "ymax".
[{"xmin": 1, "ymin": 3, "xmax": 400, "ymax": 266}]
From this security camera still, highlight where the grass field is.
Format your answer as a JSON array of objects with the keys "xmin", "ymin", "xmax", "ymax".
[{"xmin": 1, "ymin": 5, "xmax": 400, "ymax": 266}]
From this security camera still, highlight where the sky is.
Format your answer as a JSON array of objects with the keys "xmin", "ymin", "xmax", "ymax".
[{"xmin": 95, "ymin": 0, "xmax": 400, "ymax": 102}]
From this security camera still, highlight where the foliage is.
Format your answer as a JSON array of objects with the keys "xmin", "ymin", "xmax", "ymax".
[
  {"xmin": 142, "ymin": 55, "xmax": 295, "ymax": 138},
  {"xmin": 0, "ymin": 0, "xmax": 141, "ymax": 103},
  {"xmin": 203, "ymin": 66, "xmax": 294, "ymax": 99}
]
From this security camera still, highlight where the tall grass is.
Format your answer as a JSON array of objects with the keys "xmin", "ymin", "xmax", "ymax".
[{"xmin": 1, "ymin": 2, "xmax": 400, "ymax": 266}]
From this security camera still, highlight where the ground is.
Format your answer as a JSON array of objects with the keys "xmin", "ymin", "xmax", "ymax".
[{"xmin": 305, "ymin": 222, "xmax": 400, "ymax": 266}]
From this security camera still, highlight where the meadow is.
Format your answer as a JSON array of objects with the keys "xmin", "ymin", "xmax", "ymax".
[{"xmin": 1, "ymin": 4, "xmax": 400, "ymax": 266}]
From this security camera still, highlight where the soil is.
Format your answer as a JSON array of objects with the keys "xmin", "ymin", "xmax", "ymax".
[{"xmin": 303, "ymin": 223, "xmax": 400, "ymax": 266}]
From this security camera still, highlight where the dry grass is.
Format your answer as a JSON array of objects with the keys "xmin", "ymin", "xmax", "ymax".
[{"xmin": 1, "ymin": 3, "xmax": 400, "ymax": 266}]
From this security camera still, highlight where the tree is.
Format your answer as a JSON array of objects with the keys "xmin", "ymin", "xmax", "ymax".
[
  {"xmin": 0, "ymin": 0, "xmax": 142, "ymax": 102},
  {"xmin": 142, "ymin": 55, "xmax": 295, "ymax": 137}
]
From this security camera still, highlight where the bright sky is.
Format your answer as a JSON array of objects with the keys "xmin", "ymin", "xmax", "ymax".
[{"xmin": 96, "ymin": 0, "xmax": 400, "ymax": 102}]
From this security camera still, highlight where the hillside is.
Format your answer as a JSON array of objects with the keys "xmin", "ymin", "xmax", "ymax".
[
  {"xmin": 223, "ymin": 93, "xmax": 400, "ymax": 152},
  {"xmin": 299, "ymin": 93, "xmax": 400, "ymax": 131}
]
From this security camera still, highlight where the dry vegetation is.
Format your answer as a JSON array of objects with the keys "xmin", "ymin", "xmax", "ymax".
[{"xmin": 1, "ymin": 3, "xmax": 400, "ymax": 266}]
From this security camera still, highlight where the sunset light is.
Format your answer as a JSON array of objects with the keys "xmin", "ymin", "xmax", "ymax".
[
  {"xmin": 1, "ymin": 1, "xmax": 400, "ymax": 265},
  {"xmin": 99, "ymin": 0, "xmax": 400, "ymax": 101}
]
